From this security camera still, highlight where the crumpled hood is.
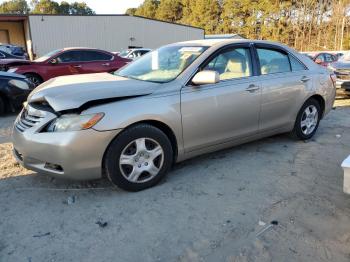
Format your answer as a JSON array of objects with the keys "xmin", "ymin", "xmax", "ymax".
[{"xmin": 28, "ymin": 73, "xmax": 159, "ymax": 112}]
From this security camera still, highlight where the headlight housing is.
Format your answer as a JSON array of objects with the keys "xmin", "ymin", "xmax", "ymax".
[
  {"xmin": 7, "ymin": 67, "xmax": 18, "ymax": 73},
  {"xmin": 9, "ymin": 79, "xmax": 30, "ymax": 90},
  {"xmin": 46, "ymin": 113, "xmax": 104, "ymax": 132}
]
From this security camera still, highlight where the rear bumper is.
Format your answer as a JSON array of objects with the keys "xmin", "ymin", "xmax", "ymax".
[{"xmin": 12, "ymin": 126, "xmax": 121, "ymax": 180}]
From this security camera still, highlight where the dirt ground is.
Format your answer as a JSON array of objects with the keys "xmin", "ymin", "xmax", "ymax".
[{"xmin": 1, "ymin": 99, "xmax": 350, "ymax": 262}]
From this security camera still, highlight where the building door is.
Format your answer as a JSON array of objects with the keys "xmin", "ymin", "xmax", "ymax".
[{"xmin": 0, "ymin": 30, "xmax": 9, "ymax": 44}]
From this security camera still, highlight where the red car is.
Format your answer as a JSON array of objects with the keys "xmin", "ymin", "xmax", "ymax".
[
  {"xmin": 2, "ymin": 48, "xmax": 131, "ymax": 86},
  {"xmin": 305, "ymin": 52, "xmax": 338, "ymax": 67}
]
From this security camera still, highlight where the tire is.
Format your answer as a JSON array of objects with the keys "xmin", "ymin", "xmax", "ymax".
[
  {"xmin": 104, "ymin": 124, "xmax": 173, "ymax": 191},
  {"xmin": 0, "ymin": 96, "xmax": 5, "ymax": 115},
  {"xmin": 291, "ymin": 98, "xmax": 321, "ymax": 140},
  {"xmin": 24, "ymin": 73, "xmax": 43, "ymax": 87}
]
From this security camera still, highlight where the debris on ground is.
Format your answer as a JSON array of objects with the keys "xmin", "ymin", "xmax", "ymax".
[
  {"xmin": 65, "ymin": 195, "xmax": 76, "ymax": 205},
  {"xmin": 96, "ymin": 220, "xmax": 108, "ymax": 228},
  {"xmin": 32, "ymin": 232, "xmax": 50, "ymax": 238}
]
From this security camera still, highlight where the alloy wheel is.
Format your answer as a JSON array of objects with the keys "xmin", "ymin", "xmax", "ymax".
[
  {"xmin": 119, "ymin": 137, "xmax": 164, "ymax": 183},
  {"xmin": 300, "ymin": 105, "xmax": 318, "ymax": 135}
]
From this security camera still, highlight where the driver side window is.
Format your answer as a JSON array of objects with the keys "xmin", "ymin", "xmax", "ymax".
[
  {"xmin": 204, "ymin": 47, "xmax": 252, "ymax": 81},
  {"xmin": 56, "ymin": 51, "xmax": 83, "ymax": 63}
]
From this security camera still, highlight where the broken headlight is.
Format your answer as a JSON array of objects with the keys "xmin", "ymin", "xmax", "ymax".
[{"xmin": 47, "ymin": 113, "xmax": 104, "ymax": 132}]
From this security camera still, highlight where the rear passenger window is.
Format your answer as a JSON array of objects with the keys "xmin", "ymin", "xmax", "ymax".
[
  {"xmin": 204, "ymin": 47, "xmax": 252, "ymax": 81},
  {"xmin": 257, "ymin": 48, "xmax": 291, "ymax": 74},
  {"xmin": 290, "ymin": 56, "xmax": 306, "ymax": 71},
  {"xmin": 83, "ymin": 51, "xmax": 112, "ymax": 61}
]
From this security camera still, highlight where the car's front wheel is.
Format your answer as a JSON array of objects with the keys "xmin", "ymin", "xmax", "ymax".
[
  {"xmin": 291, "ymin": 98, "xmax": 321, "ymax": 140},
  {"xmin": 104, "ymin": 124, "xmax": 173, "ymax": 191},
  {"xmin": 24, "ymin": 73, "xmax": 42, "ymax": 87}
]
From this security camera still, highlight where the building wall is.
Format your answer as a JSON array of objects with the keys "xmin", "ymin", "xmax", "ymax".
[
  {"xmin": 28, "ymin": 15, "xmax": 204, "ymax": 57},
  {"xmin": 0, "ymin": 21, "xmax": 26, "ymax": 47}
]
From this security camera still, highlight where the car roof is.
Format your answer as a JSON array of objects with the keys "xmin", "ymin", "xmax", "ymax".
[
  {"xmin": 62, "ymin": 47, "xmax": 110, "ymax": 52},
  {"xmin": 174, "ymin": 39, "xmax": 292, "ymax": 49}
]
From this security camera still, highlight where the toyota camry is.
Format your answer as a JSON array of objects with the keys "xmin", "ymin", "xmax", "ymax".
[{"xmin": 12, "ymin": 39, "xmax": 336, "ymax": 191}]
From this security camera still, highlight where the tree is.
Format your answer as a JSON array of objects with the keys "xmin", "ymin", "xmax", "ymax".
[
  {"xmin": 68, "ymin": 2, "xmax": 94, "ymax": 15},
  {"xmin": 126, "ymin": 8, "xmax": 137, "ymax": 16},
  {"xmin": 32, "ymin": 0, "xmax": 60, "ymax": 14},
  {"xmin": 0, "ymin": 0, "xmax": 30, "ymax": 14},
  {"xmin": 134, "ymin": 0, "xmax": 159, "ymax": 18},
  {"xmin": 129, "ymin": 0, "xmax": 350, "ymax": 51},
  {"xmin": 156, "ymin": 0, "xmax": 183, "ymax": 22},
  {"xmin": 30, "ymin": 0, "xmax": 95, "ymax": 15},
  {"xmin": 181, "ymin": 0, "xmax": 221, "ymax": 34}
]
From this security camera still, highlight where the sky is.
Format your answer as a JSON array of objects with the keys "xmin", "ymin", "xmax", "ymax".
[{"xmin": 0, "ymin": 0, "xmax": 145, "ymax": 14}]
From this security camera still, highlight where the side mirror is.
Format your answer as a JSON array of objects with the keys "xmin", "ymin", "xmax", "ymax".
[
  {"xmin": 50, "ymin": 58, "xmax": 58, "ymax": 65},
  {"xmin": 314, "ymin": 58, "xmax": 322, "ymax": 64},
  {"xmin": 192, "ymin": 70, "xmax": 220, "ymax": 85}
]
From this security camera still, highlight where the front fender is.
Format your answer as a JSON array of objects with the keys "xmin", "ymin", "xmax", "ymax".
[{"xmin": 84, "ymin": 92, "xmax": 184, "ymax": 153}]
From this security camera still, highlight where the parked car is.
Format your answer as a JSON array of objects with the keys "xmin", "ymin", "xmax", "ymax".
[
  {"xmin": 0, "ymin": 44, "xmax": 28, "ymax": 59},
  {"xmin": 118, "ymin": 48, "xmax": 151, "ymax": 60},
  {"xmin": 0, "ymin": 50, "xmax": 26, "ymax": 60},
  {"xmin": 305, "ymin": 52, "xmax": 338, "ymax": 67},
  {"xmin": 0, "ymin": 71, "xmax": 35, "ymax": 115},
  {"xmin": 328, "ymin": 52, "xmax": 350, "ymax": 96},
  {"xmin": 2, "ymin": 47, "xmax": 131, "ymax": 86},
  {"xmin": 12, "ymin": 39, "xmax": 336, "ymax": 191}
]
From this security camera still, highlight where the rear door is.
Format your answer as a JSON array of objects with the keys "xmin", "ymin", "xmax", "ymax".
[
  {"xmin": 255, "ymin": 44, "xmax": 311, "ymax": 132},
  {"xmin": 77, "ymin": 50, "xmax": 114, "ymax": 73}
]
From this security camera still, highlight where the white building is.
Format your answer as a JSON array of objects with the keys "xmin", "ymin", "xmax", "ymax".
[{"xmin": 0, "ymin": 14, "xmax": 204, "ymax": 60}]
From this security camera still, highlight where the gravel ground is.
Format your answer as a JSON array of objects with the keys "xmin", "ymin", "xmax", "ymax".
[{"xmin": 0, "ymin": 99, "xmax": 350, "ymax": 262}]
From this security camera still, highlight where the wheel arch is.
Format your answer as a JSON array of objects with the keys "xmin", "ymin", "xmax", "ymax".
[
  {"xmin": 101, "ymin": 119, "xmax": 179, "ymax": 177},
  {"xmin": 23, "ymin": 72, "xmax": 44, "ymax": 82},
  {"xmin": 306, "ymin": 94, "xmax": 326, "ymax": 118}
]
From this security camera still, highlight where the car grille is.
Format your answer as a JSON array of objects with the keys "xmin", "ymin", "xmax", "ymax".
[
  {"xmin": 335, "ymin": 69, "xmax": 350, "ymax": 80},
  {"xmin": 15, "ymin": 108, "xmax": 44, "ymax": 132}
]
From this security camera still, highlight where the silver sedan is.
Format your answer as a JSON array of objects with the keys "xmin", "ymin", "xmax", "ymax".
[{"xmin": 12, "ymin": 39, "xmax": 336, "ymax": 191}]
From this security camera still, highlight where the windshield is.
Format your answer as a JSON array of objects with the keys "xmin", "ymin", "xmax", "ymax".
[
  {"xmin": 119, "ymin": 50, "xmax": 131, "ymax": 58},
  {"xmin": 35, "ymin": 49, "xmax": 62, "ymax": 62},
  {"xmin": 116, "ymin": 45, "xmax": 208, "ymax": 83}
]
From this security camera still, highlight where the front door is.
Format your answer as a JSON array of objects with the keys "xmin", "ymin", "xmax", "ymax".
[
  {"xmin": 47, "ymin": 50, "xmax": 85, "ymax": 79},
  {"xmin": 181, "ymin": 45, "xmax": 261, "ymax": 152}
]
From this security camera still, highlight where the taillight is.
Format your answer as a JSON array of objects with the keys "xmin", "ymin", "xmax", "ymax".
[{"xmin": 330, "ymin": 73, "xmax": 336, "ymax": 87}]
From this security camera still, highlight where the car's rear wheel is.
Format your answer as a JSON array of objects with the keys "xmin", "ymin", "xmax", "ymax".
[
  {"xmin": 104, "ymin": 124, "xmax": 173, "ymax": 191},
  {"xmin": 291, "ymin": 98, "xmax": 321, "ymax": 140},
  {"xmin": 24, "ymin": 73, "xmax": 42, "ymax": 87}
]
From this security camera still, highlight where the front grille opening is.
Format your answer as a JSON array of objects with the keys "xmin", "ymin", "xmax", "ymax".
[
  {"xmin": 14, "ymin": 148, "xmax": 23, "ymax": 161},
  {"xmin": 15, "ymin": 108, "xmax": 44, "ymax": 132},
  {"xmin": 44, "ymin": 162, "xmax": 64, "ymax": 172}
]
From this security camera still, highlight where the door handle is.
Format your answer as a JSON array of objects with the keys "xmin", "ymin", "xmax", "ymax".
[
  {"xmin": 245, "ymin": 84, "xmax": 260, "ymax": 93},
  {"xmin": 301, "ymin": 76, "xmax": 311, "ymax": 82},
  {"xmin": 102, "ymin": 63, "xmax": 110, "ymax": 66},
  {"xmin": 73, "ymin": 65, "xmax": 82, "ymax": 68}
]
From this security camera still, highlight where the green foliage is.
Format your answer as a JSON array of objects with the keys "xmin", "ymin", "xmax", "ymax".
[
  {"xmin": 129, "ymin": 0, "xmax": 350, "ymax": 51},
  {"xmin": 0, "ymin": 0, "xmax": 30, "ymax": 14},
  {"xmin": 0, "ymin": 0, "xmax": 95, "ymax": 15},
  {"xmin": 156, "ymin": 0, "xmax": 183, "ymax": 22},
  {"xmin": 134, "ymin": 0, "xmax": 159, "ymax": 18},
  {"xmin": 125, "ymin": 8, "xmax": 137, "ymax": 16}
]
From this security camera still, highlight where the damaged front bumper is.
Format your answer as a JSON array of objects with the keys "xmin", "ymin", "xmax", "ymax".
[{"xmin": 12, "ymin": 105, "xmax": 121, "ymax": 180}]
